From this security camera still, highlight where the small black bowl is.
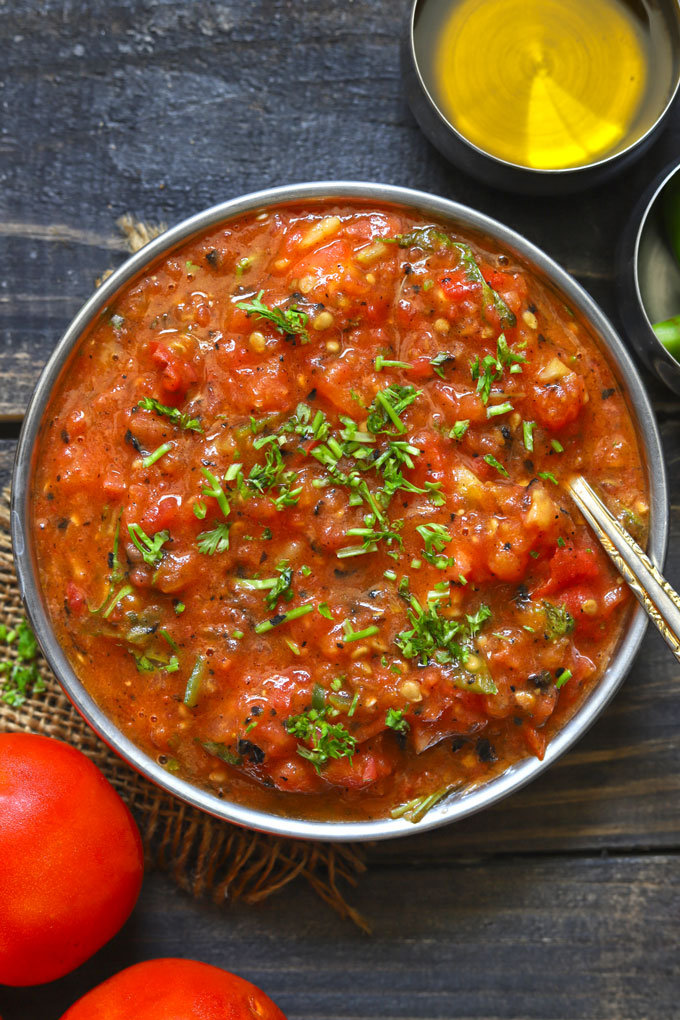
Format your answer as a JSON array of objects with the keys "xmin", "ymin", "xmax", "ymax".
[{"xmin": 618, "ymin": 159, "xmax": 680, "ymax": 396}]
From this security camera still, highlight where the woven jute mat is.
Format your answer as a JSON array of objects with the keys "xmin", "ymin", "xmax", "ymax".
[{"xmin": 0, "ymin": 216, "xmax": 369, "ymax": 930}]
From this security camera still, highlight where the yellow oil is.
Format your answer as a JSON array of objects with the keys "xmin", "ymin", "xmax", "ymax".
[{"xmin": 415, "ymin": 0, "xmax": 671, "ymax": 170}]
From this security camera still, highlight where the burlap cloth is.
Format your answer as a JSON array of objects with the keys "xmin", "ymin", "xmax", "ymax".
[{"xmin": 0, "ymin": 217, "xmax": 368, "ymax": 931}]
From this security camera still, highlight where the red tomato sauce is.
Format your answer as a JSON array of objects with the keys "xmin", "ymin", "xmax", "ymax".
[{"xmin": 32, "ymin": 203, "xmax": 648, "ymax": 822}]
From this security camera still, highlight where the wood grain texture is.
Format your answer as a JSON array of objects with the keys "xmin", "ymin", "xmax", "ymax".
[
  {"xmin": 3, "ymin": 2, "xmax": 680, "ymax": 1016},
  {"xmin": 2, "ymin": 0, "xmax": 680, "ymax": 417},
  {"xmin": 1, "ymin": 862, "xmax": 678, "ymax": 1020}
]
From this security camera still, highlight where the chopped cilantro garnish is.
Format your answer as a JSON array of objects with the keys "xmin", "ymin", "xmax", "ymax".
[
  {"xmin": 201, "ymin": 740, "xmax": 242, "ymax": 766},
  {"xmin": 487, "ymin": 401, "xmax": 513, "ymax": 418},
  {"xmin": 386, "ymin": 230, "xmax": 515, "ymax": 326},
  {"xmin": 385, "ymin": 707, "xmax": 410, "ymax": 734},
  {"xmin": 430, "ymin": 352, "xmax": 455, "ymax": 378},
  {"xmin": 193, "ymin": 500, "xmax": 207, "ymax": 520},
  {"xmin": 555, "ymin": 668, "xmax": 573, "ymax": 689},
  {"xmin": 343, "ymin": 622, "xmax": 380, "ymax": 643},
  {"xmin": 543, "ymin": 601, "xmax": 575, "ymax": 640},
  {"xmin": 281, "ymin": 402, "xmax": 330, "ymax": 441},
  {"xmin": 318, "ymin": 602, "xmax": 333, "ymax": 620},
  {"xmin": 416, "ymin": 523, "xmax": 451, "ymax": 565},
  {"xmin": 236, "ymin": 255, "xmax": 254, "ymax": 276},
  {"xmin": 197, "ymin": 522, "xmax": 231, "ymax": 555},
  {"xmin": 254, "ymin": 603, "xmax": 314, "ymax": 634},
  {"xmin": 0, "ymin": 619, "xmax": 45, "ymax": 707},
  {"xmin": 265, "ymin": 565, "xmax": 294, "ymax": 610},
  {"xmin": 375, "ymin": 355, "xmax": 412, "ymax": 371},
  {"xmin": 184, "ymin": 656, "xmax": 204, "ymax": 708},
  {"xmin": 200, "ymin": 467, "xmax": 231, "ymax": 517},
  {"xmin": 142, "ymin": 442, "xmax": 173, "ymax": 469},
  {"xmin": 557, "ymin": 537, "xmax": 566, "ymax": 548},
  {"xmin": 538, "ymin": 471, "xmax": 558, "ymax": 485},
  {"xmin": 395, "ymin": 597, "xmax": 494, "ymax": 687},
  {"xmin": 366, "ymin": 384, "xmax": 421, "ymax": 435},
  {"xmin": 450, "ymin": 420, "xmax": 470, "ymax": 440},
  {"xmin": 551, "ymin": 439, "xmax": 564, "ymax": 453},
  {"xmin": 128, "ymin": 524, "xmax": 170, "ymax": 567},
  {"xmin": 237, "ymin": 290, "xmax": 310, "ymax": 342},
  {"xmin": 391, "ymin": 786, "xmax": 451, "ymax": 823},
  {"xmin": 136, "ymin": 396, "xmax": 203, "ymax": 433},
  {"xmin": 483, "ymin": 454, "xmax": 509, "ymax": 478},
  {"xmin": 471, "ymin": 333, "xmax": 526, "ymax": 404},
  {"xmin": 344, "ymin": 516, "xmax": 403, "ymax": 556},
  {"xmin": 174, "ymin": 601, "xmax": 186, "ymax": 615},
  {"xmin": 284, "ymin": 706, "xmax": 356, "ymax": 773}
]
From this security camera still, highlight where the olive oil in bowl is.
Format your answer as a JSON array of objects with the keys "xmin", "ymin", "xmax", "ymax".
[{"xmin": 414, "ymin": 0, "xmax": 676, "ymax": 171}]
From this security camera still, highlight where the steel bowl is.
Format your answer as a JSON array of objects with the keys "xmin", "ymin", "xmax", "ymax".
[
  {"xmin": 11, "ymin": 181, "xmax": 668, "ymax": 841},
  {"xmin": 618, "ymin": 158, "xmax": 680, "ymax": 396},
  {"xmin": 402, "ymin": 0, "xmax": 680, "ymax": 195}
]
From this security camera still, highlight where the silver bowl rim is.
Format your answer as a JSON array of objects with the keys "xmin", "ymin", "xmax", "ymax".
[
  {"xmin": 631, "ymin": 158, "xmax": 680, "ymax": 349},
  {"xmin": 406, "ymin": 0, "xmax": 680, "ymax": 180},
  {"xmin": 11, "ymin": 180, "xmax": 668, "ymax": 843}
]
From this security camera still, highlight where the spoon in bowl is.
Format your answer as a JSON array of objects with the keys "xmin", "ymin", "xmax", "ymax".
[{"xmin": 568, "ymin": 475, "xmax": 680, "ymax": 660}]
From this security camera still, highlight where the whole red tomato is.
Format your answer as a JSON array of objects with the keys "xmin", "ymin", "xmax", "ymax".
[
  {"xmin": 59, "ymin": 958, "xmax": 288, "ymax": 1019},
  {"xmin": 0, "ymin": 732, "xmax": 143, "ymax": 986}
]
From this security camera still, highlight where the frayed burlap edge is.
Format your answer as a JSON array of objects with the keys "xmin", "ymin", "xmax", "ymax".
[{"xmin": 0, "ymin": 213, "xmax": 371, "ymax": 930}]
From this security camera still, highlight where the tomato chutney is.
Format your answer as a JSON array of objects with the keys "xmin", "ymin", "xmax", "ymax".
[{"xmin": 32, "ymin": 202, "xmax": 648, "ymax": 822}]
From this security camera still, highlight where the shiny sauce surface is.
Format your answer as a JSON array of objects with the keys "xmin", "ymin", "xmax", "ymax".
[{"xmin": 32, "ymin": 203, "xmax": 648, "ymax": 822}]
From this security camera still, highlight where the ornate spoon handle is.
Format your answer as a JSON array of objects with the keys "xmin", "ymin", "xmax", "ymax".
[{"xmin": 568, "ymin": 475, "xmax": 680, "ymax": 661}]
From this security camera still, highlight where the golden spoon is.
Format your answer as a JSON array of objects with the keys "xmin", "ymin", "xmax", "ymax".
[{"xmin": 568, "ymin": 475, "xmax": 680, "ymax": 660}]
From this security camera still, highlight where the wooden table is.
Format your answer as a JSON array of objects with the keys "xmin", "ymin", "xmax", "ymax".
[{"xmin": 1, "ymin": 2, "xmax": 679, "ymax": 1017}]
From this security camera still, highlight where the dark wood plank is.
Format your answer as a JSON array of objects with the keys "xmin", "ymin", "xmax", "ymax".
[
  {"xmin": 1, "ymin": 860, "xmax": 677, "ymax": 1020},
  {"xmin": 0, "ymin": 440, "xmax": 16, "ymax": 492},
  {"xmin": 2, "ymin": 0, "xmax": 680, "ymax": 416}
]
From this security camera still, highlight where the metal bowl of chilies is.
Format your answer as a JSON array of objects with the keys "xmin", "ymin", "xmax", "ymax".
[{"xmin": 11, "ymin": 182, "xmax": 668, "ymax": 841}]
